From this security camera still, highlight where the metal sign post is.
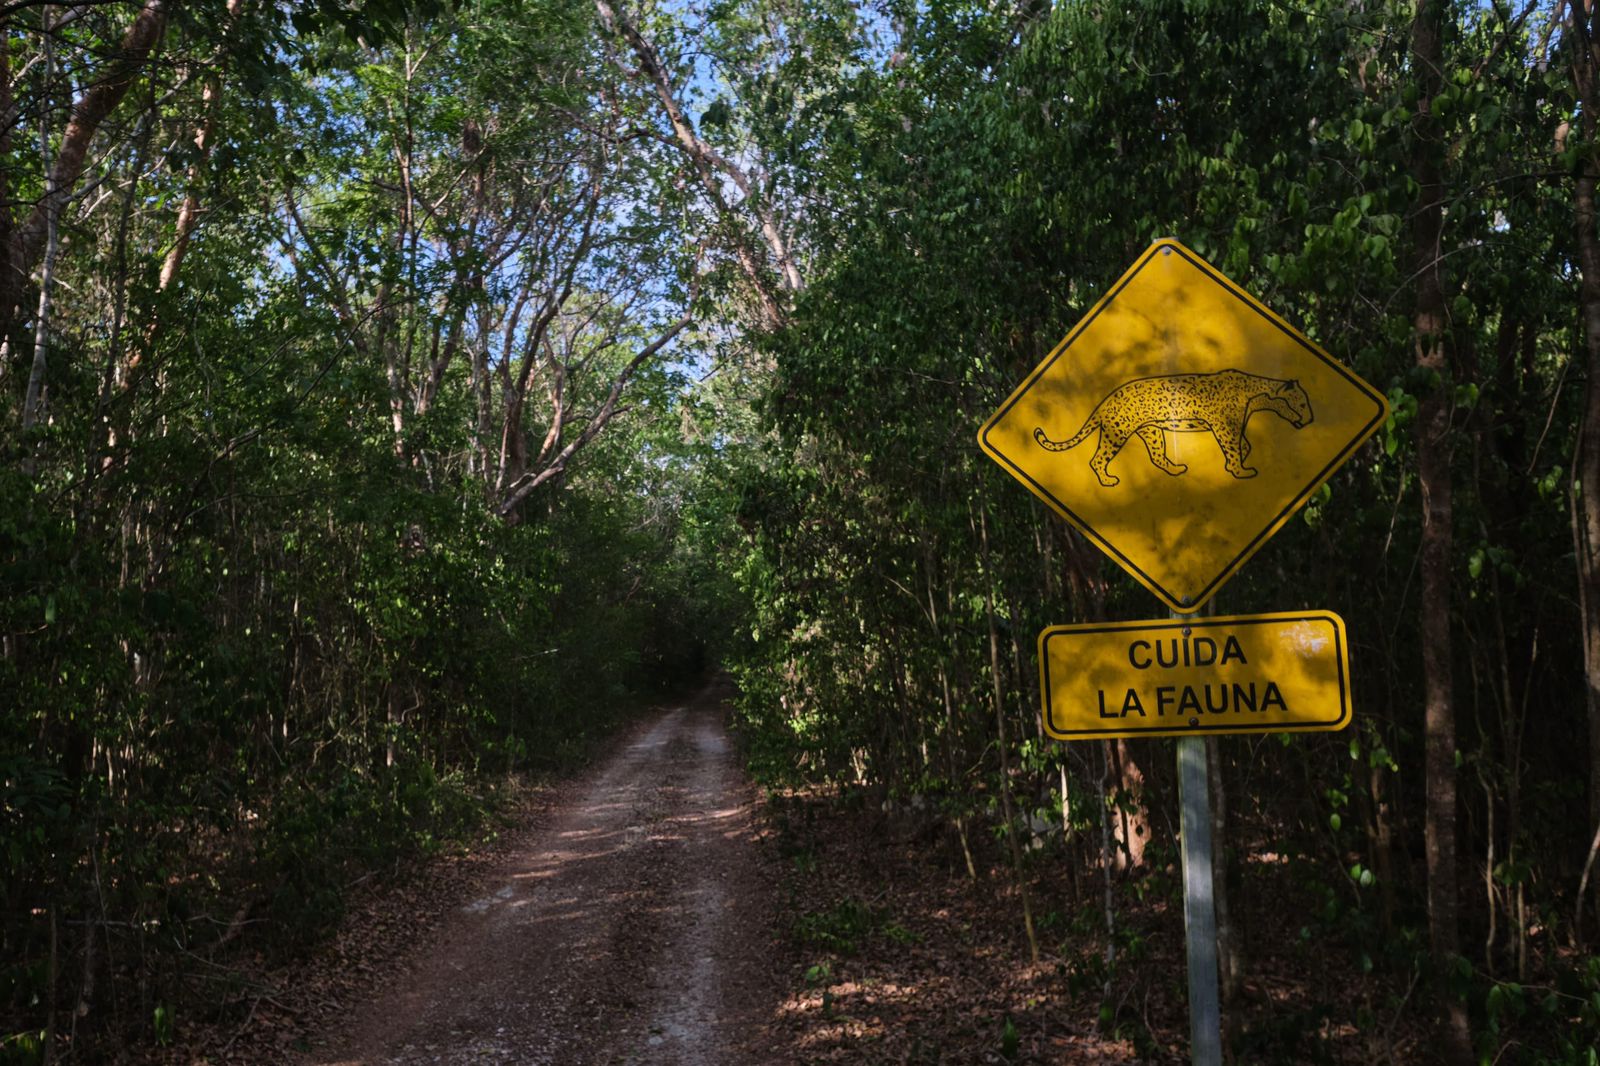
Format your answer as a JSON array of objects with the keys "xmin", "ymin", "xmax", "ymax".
[{"xmin": 1177, "ymin": 734, "xmax": 1222, "ymax": 1066}]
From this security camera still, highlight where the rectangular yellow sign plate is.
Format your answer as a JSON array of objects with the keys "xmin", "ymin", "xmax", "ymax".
[{"xmin": 1038, "ymin": 611, "xmax": 1351, "ymax": 740}]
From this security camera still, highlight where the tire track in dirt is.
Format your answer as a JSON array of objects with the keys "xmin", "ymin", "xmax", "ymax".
[{"xmin": 306, "ymin": 682, "xmax": 784, "ymax": 1065}]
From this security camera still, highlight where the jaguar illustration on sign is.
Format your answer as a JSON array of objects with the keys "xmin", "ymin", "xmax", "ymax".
[{"xmin": 1033, "ymin": 369, "xmax": 1314, "ymax": 487}]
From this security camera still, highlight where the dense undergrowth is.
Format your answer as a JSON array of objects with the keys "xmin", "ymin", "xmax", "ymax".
[
  {"xmin": 713, "ymin": 3, "xmax": 1600, "ymax": 1058},
  {"xmin": 1, "ymin": 431, "xmax": 723, "ymax": 1059},
  {"xmin": 759, "ymin": 778, "xmax": 1600, "ymax": 1065},
  {"xmin": 0, "ymin": 0, "xmax": 756, "ymax": 1056}
]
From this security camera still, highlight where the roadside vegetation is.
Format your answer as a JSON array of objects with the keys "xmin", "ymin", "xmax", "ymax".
[{"xmin": 4, "ymin": 1, "xmax": 1600, "ymax": 1062}]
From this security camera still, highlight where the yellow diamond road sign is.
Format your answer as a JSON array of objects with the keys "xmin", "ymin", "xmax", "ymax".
[{"xmin": 979, "ymin": 238, "xmax": 1388, "ymax": 613}]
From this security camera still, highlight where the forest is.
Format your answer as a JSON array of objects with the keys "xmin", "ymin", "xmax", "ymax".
[{"xmin": 4, "ymin": 0, "xmax": 1600, "ymax": 1062}]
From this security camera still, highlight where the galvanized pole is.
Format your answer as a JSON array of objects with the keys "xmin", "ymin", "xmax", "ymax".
[{"xmin": 1177, "ymin": 732, "xmax": 1223, "ymax": 1065}]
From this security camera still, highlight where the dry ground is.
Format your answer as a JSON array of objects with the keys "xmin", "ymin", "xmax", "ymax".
[
  {"xmin": 305, "ymin": 682, "xmax": 785, "ymax": 1065},
  {"xmin": 156, "ymin": 683, "xmax": 1435, "ymax": 1065}
]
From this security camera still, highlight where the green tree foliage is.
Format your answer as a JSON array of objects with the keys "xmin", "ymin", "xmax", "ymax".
[
  {"xmin": 719, "ymin": 0, "xmax": 1600, "ymax": 1057},
  {"xmin": 0, "ymin": 0, "xmax": 732, "ymax": 1056},
  {"xmin": 6, "ymin": 0, "xmax": 1600, "ymax": 1059}
]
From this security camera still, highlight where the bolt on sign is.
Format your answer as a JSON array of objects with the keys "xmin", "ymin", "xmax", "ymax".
[
  {"xmin": 977, "ymin": 238, "xmax": 1389, "ymax": 613},
  {"xmin": 1037, "ymin": 612, "xmax": 1351, "ymax": 742}
]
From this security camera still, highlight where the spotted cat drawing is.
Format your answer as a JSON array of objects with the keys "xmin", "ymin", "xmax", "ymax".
[{"xmin": 1033, "ymin": 370, "xmax": 1314, "ymax": 488}]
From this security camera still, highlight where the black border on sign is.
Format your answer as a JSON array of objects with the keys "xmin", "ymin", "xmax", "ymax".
[
  {"xmin": 978, "ymin": 240, "xmax": 1388, "ymax": 612},
  {"xmin": 1038, "ymin": 612, "xmax": 1350, "ymax": 740}
]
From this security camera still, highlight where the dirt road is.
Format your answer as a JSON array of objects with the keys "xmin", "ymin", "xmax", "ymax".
[{"xmin": 308, "ymin": 684, "xmax": 784, "ymax": 1065}]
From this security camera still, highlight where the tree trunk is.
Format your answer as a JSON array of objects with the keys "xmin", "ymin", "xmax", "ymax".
[
  {"xmin": 157, "ymin": 0, "xmax": 246, "ymax": 295},
  {"xmin": 1567, "ymin": 0, "xmax": 1600, "ymax": 861},
  {"xmin": 21, "ymin": 8, "xmax": 60, "ymax": 440},
  {"xmin": 1206, "ymin": 735, "xmax": 1243, "ymax": 1005},
  {"xmin": 128, "ymin": 0, "xmax": 247, "ymax": 391},
  {"xmin": 1109, "ymin": 739, "xmax": 1149, "ymax": 870},
  {"xmin": 1410, "ymin": 1, "xmax": 1470, "ymax": 1058},
  {"xmin": 979, "ymin": 503, "xmax": 1039, "ymax": 962},
  {"xmin": 1369, "ymin": 753, "xmax": 1398, "ymax": 936},
  {"xmin": 0, "ymin": 32, "xmax": 13, "ymax": 366},
  {"xmin": 1098, "ymin": 741, "xmax": 1117, "ymax": 1002},
  {"xmin": 3, "ymin": 0, "xmax": 170, "ymax": 330}
]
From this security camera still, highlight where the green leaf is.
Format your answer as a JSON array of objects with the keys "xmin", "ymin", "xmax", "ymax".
[
  {"xmin": 1001, "ymin": 1016, "xmax": 1020, "ymax": 1059},
  {"xmin": 154, "ymin": 1004, "xmax": 174, "ymax": 1046}
]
